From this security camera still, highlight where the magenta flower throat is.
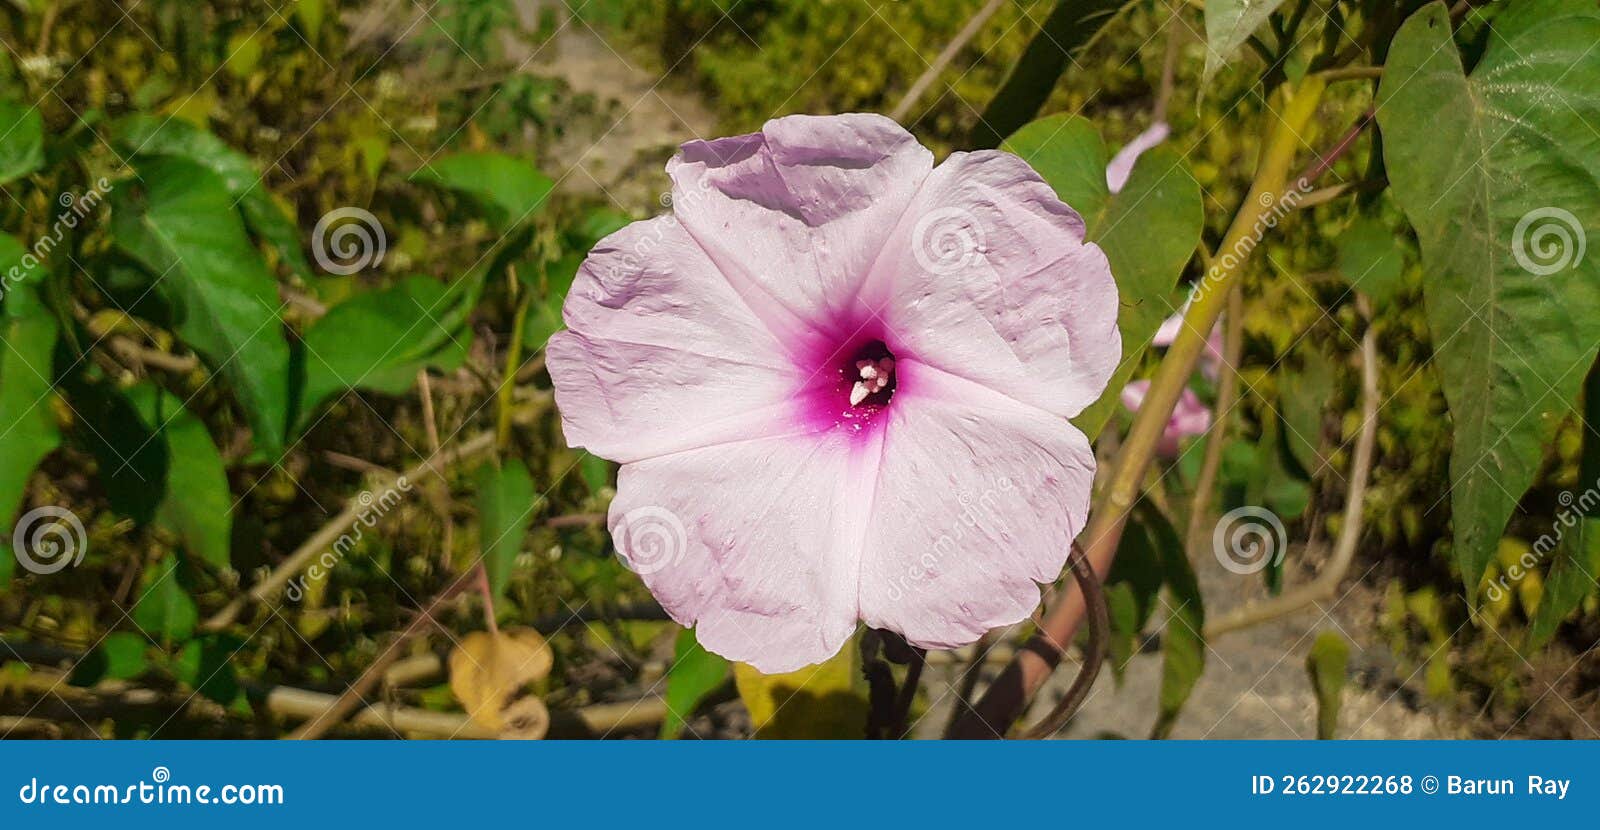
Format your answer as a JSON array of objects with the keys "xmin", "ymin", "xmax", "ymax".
[{"xmin": 547, "ymin": 114, "xmax": 1121, "ymax": 672}]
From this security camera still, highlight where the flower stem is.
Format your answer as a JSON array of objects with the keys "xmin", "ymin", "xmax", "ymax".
[
  {"xmin": 953, "ymin": 75, "xmax": 1328, "ymax": 738},
  {"xmin": 496, "ymin": 293, "xmax": 531, "ymax": 452}
]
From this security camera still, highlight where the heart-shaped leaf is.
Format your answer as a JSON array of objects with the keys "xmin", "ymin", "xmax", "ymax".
[
  {"xmin": 111, "ymin": 156, "xmax": 293, "ymax": 454},
  {"xmin": 1378, "ymin": 0, "xmax": 1600, "ymax": 592}
]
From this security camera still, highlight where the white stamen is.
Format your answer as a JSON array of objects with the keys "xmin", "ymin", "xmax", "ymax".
[{"xmin": 847, "ymin": 354, "xmax": 896, "ymax": 407}]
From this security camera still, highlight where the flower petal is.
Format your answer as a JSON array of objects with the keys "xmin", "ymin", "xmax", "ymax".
[
  {"xmin": 666, "ymin": 113, "xmax": 933, "ymax": 343},
  {"xmin": 1105, "ymin": 121, "xmax": 1170, "ymax": 194},
  {"xmin": 856, "ymin": 364, "xmax": 1095, "ymax": 648},
  {"xmin": 608, "ymin": 431, "xmax": 878, "ymax": 674},
  {"xmin": 549, "ymin": 215, "xmax": 802, "ymax": 463},
  {"xmin": 858, "ymin": 150, "xmax": 1120, "ymax": 419}
]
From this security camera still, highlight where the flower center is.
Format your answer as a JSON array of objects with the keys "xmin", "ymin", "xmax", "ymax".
[
  {"xmin": 795, "ymin": 334, "xmax": 902, "ymax": 439},
  {"xmin": 847, "ymin": 340, "xmax": 897, "ymax": 407}
]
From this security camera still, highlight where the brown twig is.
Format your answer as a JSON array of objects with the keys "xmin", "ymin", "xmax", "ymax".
[
  {"xmin": 1316, "ymin": 65, "xmax": 1383, "ymax": 83},
  {"xmin": 1294, "ymin": 183, "xmax": 1353, "ymax": 210},
  {"xmin": 545, "ymin": 512, "xmax": 604, "ymax": 529},
  {"xmin": 107, "ymin": 337, "xmax": 199, "ymax": 374},
  {"xmin": 286, "ymin": 567, "xmax": 479, "ymax": 740},
  {"xmin": 1184, "ymin": 286, "xmax": 1245, "ymax": 553},
  {"xmin": 321, "ymin": 451, "xmax": 398, "ymax": 477},
  {"xmin": 202, "ymin": 430, "xmax": 500, "ymax": 631},
  {"xmin": 1295, "ymin": 109, "xmax": 1374, "ymax": 188},
  {"xmin": 416, "ymin": 369, "xmax": 457, "ymax": 570},
  {"xmin": 1205, "ymin": 301, "xmax": 1379, "ymax": 636}
]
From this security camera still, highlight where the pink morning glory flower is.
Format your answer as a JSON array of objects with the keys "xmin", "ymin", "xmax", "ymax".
[
  {"xmin": 547, "ymin": 113, "xmax": 1119, "ymax": 672},
  {"xmin": 1119, "ymin": 379, "xmax": 1212, "ymax": 458},
  {"xmin": 1105, "ymin": 121, "xmax": 1170, "ymax": 194},
  {"xmin": 1151, "ymin": 298, "xmax": 1224, "ymax": 381}
]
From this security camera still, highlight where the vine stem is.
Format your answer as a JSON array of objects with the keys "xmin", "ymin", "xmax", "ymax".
[
  {"xmin": 952, "ymin": 76, "xmax": 1329, "ymax": 738},
  {"xmin": 1183, "ymin": 286, "xmax": 1245, "ymax": 554},
  {"xmin": 1205, "ymin": 299, "xmax": 1378, "ymax": 636},
  {"xmin": 1018, "ymin": 544, "xmax": 1108, "ymax": 739}
]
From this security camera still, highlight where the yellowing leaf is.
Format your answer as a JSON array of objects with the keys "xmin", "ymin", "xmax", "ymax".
[
  {"xmin": 733, "ymin": 638, "xmax": 867, "ymax": 739},
  {"xmin": 448, "ymin": 627, "xmax": 553, "ymax": 735}
]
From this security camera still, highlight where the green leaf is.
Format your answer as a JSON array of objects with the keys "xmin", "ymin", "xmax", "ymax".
[
  {"xmin": 299, "ymin": 274, "xmax": 478, "ymax": 422},
  {"xmin": 1529, "ymin": 358, "xmax": 1600, "ymax": 648},
  {"xmin": 579, "ymin": 454, "xmax": 611, "ymax": 495},
  {"xmin": 971, "ymin": 0, "xmax": 1124, "ymax": 149},
  {"xmin": 0, "ymin": 281, "xmax": 60, "ymax": 544},
  {"xmin": 110, "ymin": 115, "xmax": 309, "ymax": 277},
  {"xmin": 61, "ymin": 377, "xmax": 167, "ymax": 525},
  {"xmin": 1202, "ymin": 0, "xmax": 1290, "ymax": 83},
  {"xmin": 1103, "ymin": 583, "xmax": 1140, "ymax": 685},
  {"xmin": 295, "ymin": 0, "xmax": 326, "ymax": 40},
  {"xmin": 1141, "ymin": 503, "xmax": 1204, "ymax": 739},
  {"xmin": 1003, "ymin": 117, "xmax": 1203, "ymax": 439},
  {"xmin": 125, "ymin": 384, "xmax": 232, "ymax": 571},
  {"xmin": 660, "ymin": 627, "xmax": 730, "ymax": 739},
  {"xmin": 1105, "ymin": 508, "xmax": 1167, "ymax": 683},
  {"xmin": 102, "ymin": 632, "xmax": 151, "ymax": 680},
  {"xmin": 412, "ymin": 153, "xmax": 554, "ymax": 232},
  {"xmin": 173, "ymin": 634, "xmax": 244, "ymax": 706},
  {"xmin": 111, "ymin": 156, "xmax": 293, "ymax": 453},
  {"xmin": 576, "ymin": 207, "xmax": 630, "ymax": 245},
  {"xmin": 69, "ymin": 632, "xmax": 151, "ymax": 686},
  {"xmin": 1531, "ymin": 518, "xmax": 1600, "ymax": 649},
  {"xmin": 1335, "ymin": 216, "xmax": 1406, "ymax": 307},
  {"xmin": 522, "ymin": 299, "xmax": 564, "ymax": 353},
  {"xmin": 0, "ymin": 100, "xmax": 44, "ymax": 183},
  {"xmin": 475, "ymin": 459, "xmax": 537, "ymax": 607},
  {"xmin": 1281, "ymin": 347, "xmax": 1336, "ymax": 478},
  {"xmin": 1378, "ymin": 0, "xmax": 1600, "ymax": 593},
  {"xmin": 132, "ymin": 555, "xmax": 198, "ymax": 646},
  {"xmin": 1305, "ymin": 630, "xmax": 1351, "ymax": 740},
  {"xmin": 521, "ymin": 254, "xmax": 584, "ymax": 353}
]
